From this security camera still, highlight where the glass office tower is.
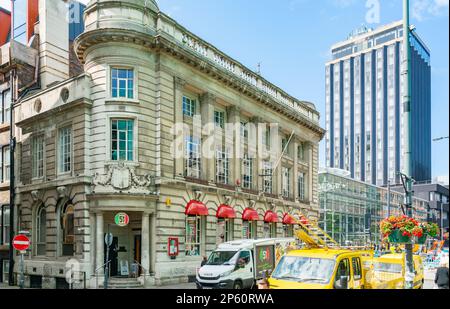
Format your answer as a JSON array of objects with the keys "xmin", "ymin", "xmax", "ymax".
[
  {"xmin": 319, "ymin": 168, "xmax": 429, "ymax": 246},
  {"xmin": 325, "ymin": 21, "xmax": 431, "ymax": 186}
]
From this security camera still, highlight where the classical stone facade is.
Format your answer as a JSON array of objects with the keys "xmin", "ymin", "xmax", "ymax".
[{"xmin": 14, "ymin": 0, "xmax": 325, "ymax": 287}]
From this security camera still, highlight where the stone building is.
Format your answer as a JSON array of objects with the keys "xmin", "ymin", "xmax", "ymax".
[{"xmin": 14, "ymin": 0, "xmax": 324, "ymax": 288}]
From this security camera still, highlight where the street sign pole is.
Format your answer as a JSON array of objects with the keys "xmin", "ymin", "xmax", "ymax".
[
  {"xmin": 104, "ymin": 232, "xmax": 113, "ymax": 290},
  {"xmin": 19, "ymin": 251, "xmax": 25, "ymax": 289}
]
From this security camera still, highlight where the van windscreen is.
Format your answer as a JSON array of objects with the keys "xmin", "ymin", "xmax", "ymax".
[{"xmin": 207, "ymin": 251, "xmax": 239, "ymax": 266}]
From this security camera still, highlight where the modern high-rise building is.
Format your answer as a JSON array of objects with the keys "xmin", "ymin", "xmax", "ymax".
[{"xmin": 325, "ymin": 21, "xmax": 431, "ymax": 186}]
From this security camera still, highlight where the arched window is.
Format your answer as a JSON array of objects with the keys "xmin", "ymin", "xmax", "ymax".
[
  {"xmin": 36, "ymin": 207, "xmax": 46, "ymax": 256},
  {"xmin": 61, "ymin": 204, "xmax": 75, "ymax": 256}
]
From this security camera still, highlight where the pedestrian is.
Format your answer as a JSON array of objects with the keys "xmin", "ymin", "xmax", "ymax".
[
  {"xmin": 201, "ymin": 256, "xmax": 208, "ymax": 267},
  {"xmin": 435, "ymin": 260, "xmax": 449, "ymax": 289}
]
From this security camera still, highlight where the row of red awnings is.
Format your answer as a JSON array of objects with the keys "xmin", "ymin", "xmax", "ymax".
[{"xmin": 184, "ymin": 200, "xmax": 304, "ymax": 225}]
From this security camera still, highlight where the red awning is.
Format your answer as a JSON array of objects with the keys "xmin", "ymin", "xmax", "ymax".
[
  {"xmin": 185, "ymin": 200, "xmax": 209, "ymax": 216},
  {"xmin": 282, "ymin": 214, "xmax": 297, "ymax": 225},
  {"xmin": 264, "ymin": 211, "xmax": 279, "ymax": 223},
  {"xmin": 242, "ymin": 208, "xmax": 260, "ymax": 221},
  {"xmin": 216, "ymin": 205, "xmax": 237, "ymax": 219}
]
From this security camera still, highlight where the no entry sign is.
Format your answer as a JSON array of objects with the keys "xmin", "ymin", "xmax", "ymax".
[{"xmin": 13, "ymin": 235, "xmax": 30, "ymax": 251}]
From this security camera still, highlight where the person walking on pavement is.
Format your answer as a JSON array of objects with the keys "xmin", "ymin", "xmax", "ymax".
[{"xmin": 435, "ymin": 260, "xmax": 449, "ymax": 289}]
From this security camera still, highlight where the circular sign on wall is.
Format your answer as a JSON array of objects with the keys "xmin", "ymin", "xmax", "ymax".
[{"xmin": 115, "ymin": 212, "xmax": 130, "ymax": 227}]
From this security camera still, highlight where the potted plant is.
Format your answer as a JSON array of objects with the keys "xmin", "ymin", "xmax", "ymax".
[{"xmin": 380, "ymin": 216, "xmax": 421, "ymax": 244}]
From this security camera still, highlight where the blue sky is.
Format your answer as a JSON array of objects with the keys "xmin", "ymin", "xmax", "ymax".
[{"xmin": 1, "ymin": 0, "xmax": 448, "ymax": 181}]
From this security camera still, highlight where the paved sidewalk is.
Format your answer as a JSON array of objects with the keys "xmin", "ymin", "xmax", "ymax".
[{"xmin": 424, "ymin": 269, "xmax": 436, "ymax": 289}]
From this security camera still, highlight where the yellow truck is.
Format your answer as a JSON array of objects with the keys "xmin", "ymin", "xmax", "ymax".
[
  {"xmin": 268, "ymin": 248, "xmax": 372, "ymax": 289},
  {"xmin": 363, "ymin": 254, "xmax": 424, "ymax": 289}
]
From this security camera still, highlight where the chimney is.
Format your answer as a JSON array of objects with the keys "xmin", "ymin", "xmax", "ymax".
[{"xmin": 38, "ymin": 0, "xmax": 69, "ymax": 88}]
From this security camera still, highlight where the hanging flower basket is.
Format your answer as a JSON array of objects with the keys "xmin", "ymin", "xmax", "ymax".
[
  {"xmin": 388, "ymin": 229, "xmax": 413, "ymax": 244},
  {"xmin": 416, "ymin": 234, "xmax": 428, "ymax": 245},
  {"xmin": 381, "ymin": 216, "xmax": 421, "ymax": 244}
]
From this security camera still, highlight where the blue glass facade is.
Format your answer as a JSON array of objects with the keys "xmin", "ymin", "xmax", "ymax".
[{"xmin": 325, "ymin": 22, "xmax": 432, "ymax": 186}]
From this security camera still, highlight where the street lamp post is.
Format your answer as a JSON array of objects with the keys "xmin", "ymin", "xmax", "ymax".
[{"xmin": 402, "ymin": 0, "xmax": 415, "ymax": 290}]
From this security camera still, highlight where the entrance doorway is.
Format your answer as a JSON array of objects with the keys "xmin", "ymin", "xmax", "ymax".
[
  {"xmin": 104, "ymin": 236, "xmax": 119, "ymax": 277},
  {"xmin": 102, "ymin": 212, "xmax": 144, "ymax": 278}
]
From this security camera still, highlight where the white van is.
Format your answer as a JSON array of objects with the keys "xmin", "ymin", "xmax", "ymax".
[{"xmin": 196, "ymin": 238, "xmax": 295, "ymax": 289}]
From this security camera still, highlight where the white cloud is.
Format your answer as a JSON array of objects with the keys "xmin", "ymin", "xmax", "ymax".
[{"xmin": 412, "ymin": 0, "xmax": 449, "ymax": 21}]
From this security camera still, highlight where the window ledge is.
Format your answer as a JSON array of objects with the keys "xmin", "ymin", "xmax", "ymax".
[
  {"xmin": 0, "ymin": 123, "xmax": 10, "ymax": 132},
  {"xmin": 0, "ymin": 182, "xmax": 10, "ymax": 189},
  {"xmin": 105, "ymin": 98, "xmax": 140, "ymax": 105},
  {"xmin": 106, "ymin": 161, "xmax": 140, "ymax": 167}
]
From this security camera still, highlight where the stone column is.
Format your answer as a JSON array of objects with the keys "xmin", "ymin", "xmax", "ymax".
[
  {"xmin": 141, "ymin": 212, "xmax": 151, "ymax": 275},
  {"xmin": 228, "ymin": 106, "xmax": 241, "ymax": 186},
  {"xmin": 96, "ymin": 212, "xmax": 104, "ymax": 270},
  {"xmin": 293, "ymin": 140, "xmax": 299, "ymax": 201},
  {"xmin": 150, "ymin": 213, "xmax": 157, "ymax": 274},
  {"xmin": 90, "ymin": 212, "xmax": 96, "ymax": 276},
  {"xmin": 252, "ymin": 117, "xmax": 262, "ymax": 191},
  {"xmin": 200, "ymin": 93, "xmax": 216, "ymax": 183},
  {"xmin": 276, "ymin": 128, "xmax": 283, "ymax": 197},
  {"xmin": 174, "ymin": 77, "xmax": 186, "ymax": 179},
  {"xmin": 308, "ymin": 143, "xmax": 314, "ymax": 201}
]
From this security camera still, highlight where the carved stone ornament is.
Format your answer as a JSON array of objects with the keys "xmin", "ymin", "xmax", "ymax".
[
  {"xmin": 224, "ymin": 195, "xmax": 232, "ymax": 205},
  {"xmin": 194, "ymin": 190, "xmax": 203, "ymax": 201},
  {"xmin": 94, "ymin": 163, "xmax": 154, "ymax": 191},
  {"xmin": 248, "ymin": 199, "xmax": 256, "ymax": 209},
  {"xmin": 57, "ymin": 186, "xmax": 68, "ymax": 199},
  {"xmin": 31, "ymin": 190, "xmax": 41, "ymax": 202}
]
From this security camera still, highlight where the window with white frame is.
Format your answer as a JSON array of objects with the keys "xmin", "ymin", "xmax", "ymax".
[
  {"xmin": 1, "ymin": 89, "xmax": 11, "ymax": 124},
  {"xmin": 240, "ymin": 122, "xmax": 249, "ymax": 139},
  {"xmin": 283, "ymin": 225, "xmax": 294, "ymax": 237},
  {"xmin": 264, "ymin": 222, "xmax": 277, "ymax": 238},
  {"xmin": 216, "ymin": 146, "xmax": 229, "ymax": 184},
  {"xmin": 32, "ymin": 136, "xmax": 44, "ymax": 179},
  {"xmin": 214, "ymin": 110, "xmax": 225, "ymax": 129},
  {"xmin": 111, "ymin": 67, "xmax": 134, "ymax": 99},
  {"xmin": 185, "ymin": 216, "xmax": 202, "ymax": 256},
  {"xmin": 282, "ymin": 167, "xmax": 291, "ymax": 198},
  {"xmin": 262, "ymin": 161, "xmax": 273, "ymax": 194},
  {"xmin": 111, "ymin": 119, "xmax": 134, "ymax": 161},
  {"xmin": 58, "ymin": 127, "xmax": 72, "ymax": 174},
  {"xmin": 185, "ymin": 136, "xmax": 201, "ymax": 178},
  {"xmin": 298, "ymin": 172, "xmax": 306, "ymax": 201},
  {"xmin": 36, "ymin": 206, "xmax": 46, "ymax": 256},
  {"xmin": 242, "ymin": 155, "xmax": 253, "ymax": 189},
  {"xmin": 183, "ymin": 96, "xmax": 196, "ymax": 117},
  {"xmin": 262, "ymin": 126, "xmax": 271, "ymax": 149},
  {"xmin": 298, "ymin": 143, "xmax": 305, "ymax": 161},
  {"xmin": 1, "ymin": 146, "xmax": 10, "ymax": 183},
  {"xmin": 0, "ymin": 205, "xmax": 10, "ymax": 245},
  {"xmin": 242, "ymin": 220, "xmax": 256, "ymax": 239},
  {"xmin": 217, "ymin": 219, "xmax": 234, "ymax": 244}
]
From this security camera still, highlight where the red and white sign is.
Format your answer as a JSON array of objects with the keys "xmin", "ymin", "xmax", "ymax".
[{"xmin": 13, "ymin": 235, "xmax": 30, "ymax": 251}]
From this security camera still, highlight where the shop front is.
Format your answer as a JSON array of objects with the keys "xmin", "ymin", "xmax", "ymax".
[
  {"xmin": 282, "ymin": 213, "xmax": 296, "ymax": 237},
  {"xmin": 216, "ymin": 204, "xmax": 236, "ymax": 244},
  {"xmin": 242, "ymin": 208, "xmax": 260, "ymax": 239},
  {"xmin": 264, "ymin": 211, "xmax": 279, "ymax": 238}
]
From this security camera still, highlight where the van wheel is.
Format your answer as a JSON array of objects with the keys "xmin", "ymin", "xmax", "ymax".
[{"xmin": 233, "ymin": 281, "xmax": 243, "ymax": 289}]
